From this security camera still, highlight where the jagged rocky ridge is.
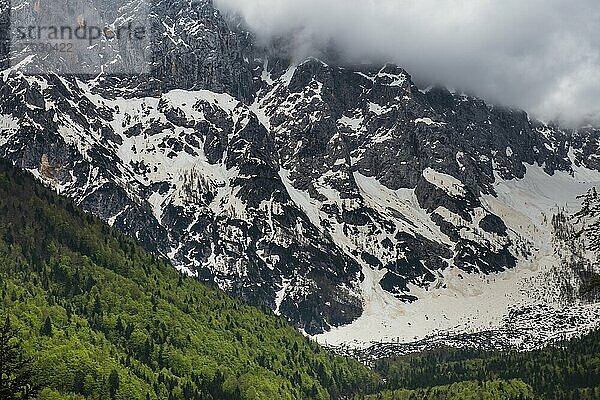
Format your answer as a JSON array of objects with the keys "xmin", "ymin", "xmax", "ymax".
[{"xmin": 0, "ymin": 0, "xmax": 599, "ymax": 341}]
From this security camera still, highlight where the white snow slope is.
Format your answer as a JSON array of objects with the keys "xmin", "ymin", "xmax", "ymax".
[{"xmin": 315, "ymin": 163, "xmax": 600, "ymax": 351}]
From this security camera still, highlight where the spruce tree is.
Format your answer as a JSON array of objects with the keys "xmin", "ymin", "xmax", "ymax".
[
  {"xmin": 108, "ymin": 369, "xmax": 120, "ymax": 400},
  {"xmin": 0, "ymin": 316, "xmax": 39, "ymax": 399},
  {"xmin": 40, "ymin": 316, "xmax": 53, "ymax": 337}
]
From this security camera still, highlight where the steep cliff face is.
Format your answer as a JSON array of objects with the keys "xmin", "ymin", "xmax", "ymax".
[
  {"xmin": 1, "ymin": 0, "xmax": 599, "ymax": 343},
  {"xmin": 150, "ymin": 0, "xmax": 255, "ymax": 100},
  {"xmin": 253, "ymin": 59, "xmax": 600, "ymax": 290},
  {"xmin": 0, "ymin": 74, "xmax": 364, "ymax": 334}
]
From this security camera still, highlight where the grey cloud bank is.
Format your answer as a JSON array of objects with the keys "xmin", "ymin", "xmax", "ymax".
[{"xmin": 215, "ymin": 0, "xmax": 600, "ymax": 127}]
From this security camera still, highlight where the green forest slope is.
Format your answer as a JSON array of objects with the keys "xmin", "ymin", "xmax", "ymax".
[
  {"xmin": 1, "ymin": 158, "xmax": 599, "ymax": 400},
  {"xmin": 0, "ymin": 159, "xmax": 379, "ymax": 400}
]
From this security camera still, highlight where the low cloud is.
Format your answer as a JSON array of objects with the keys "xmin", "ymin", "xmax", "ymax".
[{"xmin": 215, "ymin": 0, "xmax": 600, "ymax": 127}]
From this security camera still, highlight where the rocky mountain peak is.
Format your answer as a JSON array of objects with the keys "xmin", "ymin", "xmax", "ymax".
[{"xmin": 1, "ymin": 2, "xmax": 600, "ymax": 346}]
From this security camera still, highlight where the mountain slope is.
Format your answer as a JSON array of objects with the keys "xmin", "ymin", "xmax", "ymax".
[
  {"xmin": 3, "ymin": 152, "xmax": 598, "ymax": 400},
  {"xmin": 1, "ymin": 0, "xmax": 599, "ymax": 346},
  {"xmin": 0, "ymin": 74, "xmax": 364, "ymax": 334},
  {"xmin": 0, "ymin": 158, "xmax": 379, "ymax": 399}
]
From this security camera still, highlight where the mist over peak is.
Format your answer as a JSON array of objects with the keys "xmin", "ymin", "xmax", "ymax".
[{"xmin": 215, "ymin": 0, "xmax": 600, "ymax": 127}]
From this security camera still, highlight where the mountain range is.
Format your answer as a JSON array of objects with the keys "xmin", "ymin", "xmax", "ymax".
[{"xmin": 0, "ymin": 0, "xmax": 599, "ymax": 352}]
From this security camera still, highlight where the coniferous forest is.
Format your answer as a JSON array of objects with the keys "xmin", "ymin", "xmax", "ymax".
[
  {"xmin": 0, "ymin": 158, "xmax": 599, "ymax": 400},
  {"xmin": 0, "ymin": 159, "xmax": 379, "ymax": 399},
  {"xmin": 363, "ymin": 330, "xmax": 600, "ymax": 400}
]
